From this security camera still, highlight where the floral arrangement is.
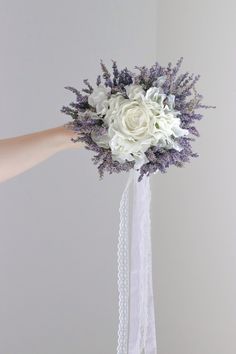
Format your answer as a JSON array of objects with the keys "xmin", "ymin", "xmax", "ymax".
[{"xmin": 61, "ymin": 58, "xmax": 214, "ymax": 181}]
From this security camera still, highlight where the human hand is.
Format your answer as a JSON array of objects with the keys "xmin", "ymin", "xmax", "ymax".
[{"xmin": 53, "ymin": 123, "xmax": 84, "ymax": 151}]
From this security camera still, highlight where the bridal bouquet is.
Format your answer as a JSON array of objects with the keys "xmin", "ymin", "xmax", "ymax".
[
  {"xmin": 61, "ymin": 58, "xmax": 214, "ymax": 181},
  {"xmin": 61, "ymin": 59, "xmax": 214, "ymax": 354}
]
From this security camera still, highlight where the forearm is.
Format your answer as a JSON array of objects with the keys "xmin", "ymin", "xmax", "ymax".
[{"xmin": 0, "ymin": 125, "xmax": 81, "ymax": 183}]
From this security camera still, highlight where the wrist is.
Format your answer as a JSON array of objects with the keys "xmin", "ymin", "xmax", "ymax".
[{"xmin": 52, "ymin": 124, "xmax": 82, "ymax": 151}]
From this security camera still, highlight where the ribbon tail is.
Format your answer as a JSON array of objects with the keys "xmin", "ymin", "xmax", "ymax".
[
  {"xmin": 128, "ymin": 170, "xmax": 157, "ymax": 354},
  {"xmin": 143, "ymin": 175, "xmax": 157, "ymax": 354},
  {"xmin": 117, "ymin": 170, "xmax": 157, "ymax": 354}
]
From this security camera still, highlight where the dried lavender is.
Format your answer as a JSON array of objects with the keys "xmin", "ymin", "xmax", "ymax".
[{"xmin": 61, "ymin": 58, "xmax": 215, "ymax": 181}]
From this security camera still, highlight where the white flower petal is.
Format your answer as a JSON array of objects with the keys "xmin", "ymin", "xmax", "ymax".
[
  {"xmin": 125, "ymin": 84, "xmax": 145, "ymax": 100},
  {"xmin": 88, "ymin": 85, "xmax": 111, "ymax": 115},
  {"xmin": 166, "ymin": 94, "xmax": 176, "ymax": 110}
]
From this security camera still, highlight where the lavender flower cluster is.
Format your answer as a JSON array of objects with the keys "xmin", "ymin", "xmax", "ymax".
[{"xmin": 61, "ymin": 58, "xmax": 214, "ymax": 181}]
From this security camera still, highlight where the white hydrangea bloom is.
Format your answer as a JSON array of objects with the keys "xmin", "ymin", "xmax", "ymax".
[{"xmin": 88, "ymin": 85, "xmax": 110, "ymax": 115}]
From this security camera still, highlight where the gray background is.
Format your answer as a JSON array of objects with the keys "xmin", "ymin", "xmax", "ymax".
[{"xmin": 0, "ymin": 0, "xmax": 235, "ymax": 353}]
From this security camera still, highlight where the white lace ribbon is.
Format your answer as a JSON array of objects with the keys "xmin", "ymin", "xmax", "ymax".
[{"xmin": 117, "ymin": 170, "xmax": 157, "ymax": 354}]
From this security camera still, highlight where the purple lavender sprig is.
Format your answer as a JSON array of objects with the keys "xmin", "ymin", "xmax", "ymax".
[{"xmin": 61, "ymin": 58, "xmax": 215, "ymax": 181}]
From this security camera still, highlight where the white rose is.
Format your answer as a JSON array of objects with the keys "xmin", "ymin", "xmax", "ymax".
[
  {"xmin": 88, "ymin": 85, "xmax": 110, "ymax": 115},
  {"xmin": 92, "ymin": 84, "xmax": 189, "ymax": 164},
  {"xmin": 106, "ymin": 95, "xmax": 157, "ymax": 163}
]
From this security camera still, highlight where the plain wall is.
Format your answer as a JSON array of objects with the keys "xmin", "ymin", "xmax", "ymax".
[
  {"xmin": 154, "ymin": 1, "xmax": 236, "ymax": 354},
  {"xmin": 0, "ymin": 1, "xmax": 236, "ymax": 354}
]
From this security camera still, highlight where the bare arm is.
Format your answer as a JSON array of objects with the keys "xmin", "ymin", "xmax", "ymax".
[{"xmin": 0, "ymin": 124, "xmax": 82, "ymax": 183}]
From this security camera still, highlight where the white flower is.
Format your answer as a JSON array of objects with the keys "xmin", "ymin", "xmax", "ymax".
[
  {"xmin": 145, "ymin": 86, "xmax": 166, "ymax": 105},
  {"xmin": 88, "ymin": 85, "xmax": 110, "ymax": 115},
  {"xmin": 125, "ymin": 84, "xmax": 145, "ymax": 100},
  {"xmin": 91, "ymin": 84, "xmax": 189, "ymax": 164}
]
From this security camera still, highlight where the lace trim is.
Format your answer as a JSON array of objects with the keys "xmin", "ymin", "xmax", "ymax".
[{"xmin": 117, "ymin": 173, "xmax": 132, "ymax": 354}]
